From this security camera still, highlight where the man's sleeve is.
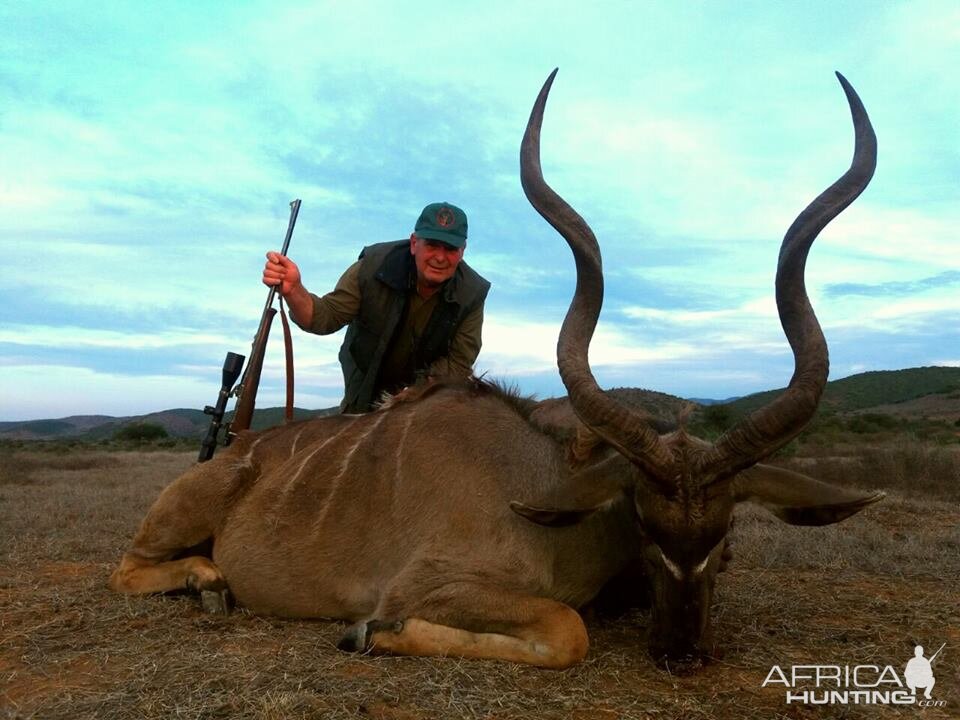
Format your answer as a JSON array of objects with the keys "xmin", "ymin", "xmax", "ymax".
[
  {"xmin": 297, "ymin": 260, "xmax": 363, "ymax": 335},
  {"xmin": 426, "ymin": 302, "xmax": 484, "ymax": 377}
]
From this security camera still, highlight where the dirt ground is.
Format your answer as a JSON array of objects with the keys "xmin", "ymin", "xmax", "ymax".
[{"xmin": 1, "ymin": 447, "xmax": 957, "ymax": 719}]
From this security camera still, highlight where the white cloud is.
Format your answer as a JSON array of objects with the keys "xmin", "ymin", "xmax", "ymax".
[
  {"xmin": 2, "ymin": 1, "xmax": 957, "ymax": 419},
  {"xmin": 0, "ymin": 325, "xmax": 237, "ymax": 351},
  {"xmin": 477, "ymin": 314, "xmax": 717, "ymax": 377},
  {"xmin": 621, "ymin": 295, "xmax": 778, "ymax": 325},
  {"xmin": 822, "ymin": 293, "xmax": 960, "ymax": 334},
  {"xmin": 817, "ymin": 206, "xmax": 960, "ymax": 272},
  {"xmin": 1, "ymin": 364, "xmax": 212, "ymax": 420}
]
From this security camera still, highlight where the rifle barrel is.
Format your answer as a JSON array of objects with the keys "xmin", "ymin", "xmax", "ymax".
[
  {"xmin": 262, "ymin": 198, "xmax": 302, "ymax": 313},
  {"xmin": 929, "ymin": 642, "xmax": 946, "ymax": 663}
]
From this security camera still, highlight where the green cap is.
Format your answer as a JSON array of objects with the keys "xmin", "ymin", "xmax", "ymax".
[{"xmin": 414, "ymin": 202, "xmax": 468, "ymax": 248}]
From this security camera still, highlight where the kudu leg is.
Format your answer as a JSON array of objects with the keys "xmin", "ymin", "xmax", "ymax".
[
  {"xmin": 339, "ymin": 588, "xmax": 589, "ymax": 669},
  {"xmin": 109, "ymin": 459, "xmax": 242, "ymax": 599},
  {"xmin": 110, "ymin": 552, "xmax": 226, "ymax": 596}
]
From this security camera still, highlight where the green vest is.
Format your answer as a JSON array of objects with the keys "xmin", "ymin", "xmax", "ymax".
[{"xmin": 338, "ymin": 240, "xmax": 490, "ymax": 413}]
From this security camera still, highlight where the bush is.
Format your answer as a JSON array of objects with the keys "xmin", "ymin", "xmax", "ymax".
[
  {"xmin": 113, "ymin": 423, "xmax": 169, "ymax": 442},
  {"xmin": 846, "ymin": 413, "xmax": 902, "ymax": 434},
  {"xmin": 702, "ymin": 404, "xmax": 733, "ymax": 433}
]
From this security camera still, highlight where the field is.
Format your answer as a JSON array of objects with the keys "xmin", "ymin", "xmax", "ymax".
[{"xmin": 1, "ymin": 442, "xmax": 958, "ymax": 719}]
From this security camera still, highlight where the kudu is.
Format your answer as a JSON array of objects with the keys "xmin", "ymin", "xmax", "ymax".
[{"xmin": 110, "ymin": 70, "xmax": 882, "ymax": 669}]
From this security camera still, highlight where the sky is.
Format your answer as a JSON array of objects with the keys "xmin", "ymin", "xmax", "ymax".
[{"xmin": 2, "ymin": 0, "xmax": 958, "ymax": 421}]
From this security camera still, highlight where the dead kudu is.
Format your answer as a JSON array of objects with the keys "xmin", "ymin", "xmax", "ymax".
[{"xmin": 111, "ymin": 71, "xmax": 882, "ymax": 670}]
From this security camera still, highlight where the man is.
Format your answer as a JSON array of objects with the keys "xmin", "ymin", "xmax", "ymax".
[{"xmin": 262, "ymin": 201, "xmax": 489, "ymax": 413}]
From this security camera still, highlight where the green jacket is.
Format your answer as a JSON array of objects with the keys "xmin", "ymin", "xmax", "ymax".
[{"xmin": 337, "ymin": 240, "xmax": 489, "ymax": 413}]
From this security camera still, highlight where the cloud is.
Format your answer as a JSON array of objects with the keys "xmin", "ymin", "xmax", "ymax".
[
  {"xmin": 2, "ymin": 1, "xmax": 957, "ymax": 420},
  {"xmin": 1, "ymin": 364, "xmax": 213, "ymax": 420},
  {"xmin": 0, "ymin": 325, "xmax": 235, "ymax": 352},
  {"xmin": 474, "ymin": 309, "xmax": 781, "ymax": 380},
  {"xmin": 825, "ymin": 270, "xmax": 960, "ymax": 298},
  {"xmin": 621, "ymin": 295, "xmax": 777, "ymax": 326}
]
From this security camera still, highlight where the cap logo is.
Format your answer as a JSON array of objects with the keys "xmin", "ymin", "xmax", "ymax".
[{"xmin": 436, "ymin": 208, "xmax": 455, "ymax": 228}]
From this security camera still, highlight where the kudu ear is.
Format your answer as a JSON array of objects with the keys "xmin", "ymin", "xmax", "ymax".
[
  {"xmin": 734, "ymin": 463, "xmax": 885, "ymax": 526},
  {"xmin": 509, "ymin": 501, "xmax": 599, "ymax": 527},
  {"xmin": 509, "ymin": 453, "xmax": 630, "ymax": 528}
]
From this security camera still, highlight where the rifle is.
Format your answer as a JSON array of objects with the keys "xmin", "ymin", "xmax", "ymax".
[
  {"xmin": 198, "ymin": 198, "xmax": 301, "ymax": 462},
  {"xmin": 928, "ymin": 642, "xmax": 946, "ymax": 664}
]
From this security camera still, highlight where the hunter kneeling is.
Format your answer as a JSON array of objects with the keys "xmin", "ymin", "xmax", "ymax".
[{"xmin": 263, "ymin": 202, "xmax": 490, "ymax": 413}]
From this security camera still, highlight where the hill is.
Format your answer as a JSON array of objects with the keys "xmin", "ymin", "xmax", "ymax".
[
  {"xmin": 724, "ymin": 366, "xmax": 960, "ymax": 419},
  {"xmin": 0, "ymin": 406, "xmax": 335, "ymax": 441},
  {"xmin": 3, "ymin": 366, "xmax": 958, "ymax": 442}
]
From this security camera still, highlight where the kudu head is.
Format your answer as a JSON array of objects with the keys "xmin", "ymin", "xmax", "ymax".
[{"xmin": 517, "ymin": 70, "xmax": 883, "ymax": 669}]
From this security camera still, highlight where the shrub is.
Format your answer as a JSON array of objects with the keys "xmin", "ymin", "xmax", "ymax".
[
  {"xmin": 846, "ymin": 413, "xmax": 902, "ymax": 434},
  {"xmin": 113, "ymin": 423, "xmax": 169, "ymax": 442},
  {"xmin": 699, "ymin": 403, "xmax": 734, "ymax": 435}
]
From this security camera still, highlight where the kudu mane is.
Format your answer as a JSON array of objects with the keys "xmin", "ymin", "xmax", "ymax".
[
  {"xmin": 376, "ymin": 375, "xmax": 539, "ymax": 417},
  {"xmin": 378, "ymin": 376, "xmax": 681, "ymax": 470}
]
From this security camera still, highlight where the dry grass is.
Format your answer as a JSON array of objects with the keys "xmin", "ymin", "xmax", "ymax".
[
  {"xmin": 1, "ymin": 446, "xmax": 957, "ymax": 719},
  {"xmin": 786, "ymin": 439, "xmax": 960, "ymax": 503}
]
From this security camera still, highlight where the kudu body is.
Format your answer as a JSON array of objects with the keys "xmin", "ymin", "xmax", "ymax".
[{"xmin": 111, "ymin": 71, "xmax": 882, "ymax": 669}]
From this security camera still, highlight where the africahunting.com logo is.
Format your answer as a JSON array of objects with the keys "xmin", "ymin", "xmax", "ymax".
[{"xmin": 762, "ymin": 643, "xmax": 946, "ymax": 707}]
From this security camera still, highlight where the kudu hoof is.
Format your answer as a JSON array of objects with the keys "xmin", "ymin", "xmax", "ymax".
[
  {"xmin": 200, "ymin": 589, "xmax": 233, "ymax": 615},
  {"xmin": 337, "ymin": 619, "xmax": 404, "ymax": 653},
  {"xmin": 661, "ymin": 655, "xmax": 705, "ymax": 676}
]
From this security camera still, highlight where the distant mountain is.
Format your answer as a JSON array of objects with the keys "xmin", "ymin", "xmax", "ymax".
[
  {"xmin": 686, "ymin": 396, "xmax": 742, "ymax": 406},
  {"xmin": 724, "ymin": 366, "xmax": 960, "ymax": 419},
  {"xmin": 0, "ymin": 406, "xmax": 336, "ymax": 441},
  {"xmin": 4, "ymin": 366, "xmax": 958, "ymax": 441},
  {"xmin": 0, "ymin": 418, "xmax": 79, "ymax": 437}
]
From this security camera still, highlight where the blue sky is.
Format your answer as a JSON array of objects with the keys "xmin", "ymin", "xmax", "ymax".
[{"xmin": 2, "ymin": 1, "xmax": 958, "ymax": 420}]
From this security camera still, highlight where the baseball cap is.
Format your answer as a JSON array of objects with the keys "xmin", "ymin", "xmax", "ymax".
[{"xmin": 414, "ymin": 202, "xmax": 468, "ymax": 248}]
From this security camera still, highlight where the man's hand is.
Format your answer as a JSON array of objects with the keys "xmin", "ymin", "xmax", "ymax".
[
  {"xmin": 262, "ymin": 251, "xmax": 313, "ymax": 326},
  {"xmin": 263, "ymin": 251, "xmax": 302, "ymax": 296}
]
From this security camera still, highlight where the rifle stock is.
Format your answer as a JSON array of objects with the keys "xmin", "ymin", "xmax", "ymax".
[
  {"xmin": 229, "ymin": 306, "xmax": 277, "ymax": 436},
  {"xmin": 197, "ymin": 199, "xmax": 301, "ymax": 461}
]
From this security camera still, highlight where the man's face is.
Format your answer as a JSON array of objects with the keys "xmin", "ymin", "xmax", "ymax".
[{"xmin": 410, "ymin": 234, "xmax": 465, "ymax": 288}]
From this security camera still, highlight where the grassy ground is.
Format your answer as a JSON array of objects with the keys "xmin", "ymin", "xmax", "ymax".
[{"xmin": 1, "ymin": 444, "xmax": 957, "ymax": 719}]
